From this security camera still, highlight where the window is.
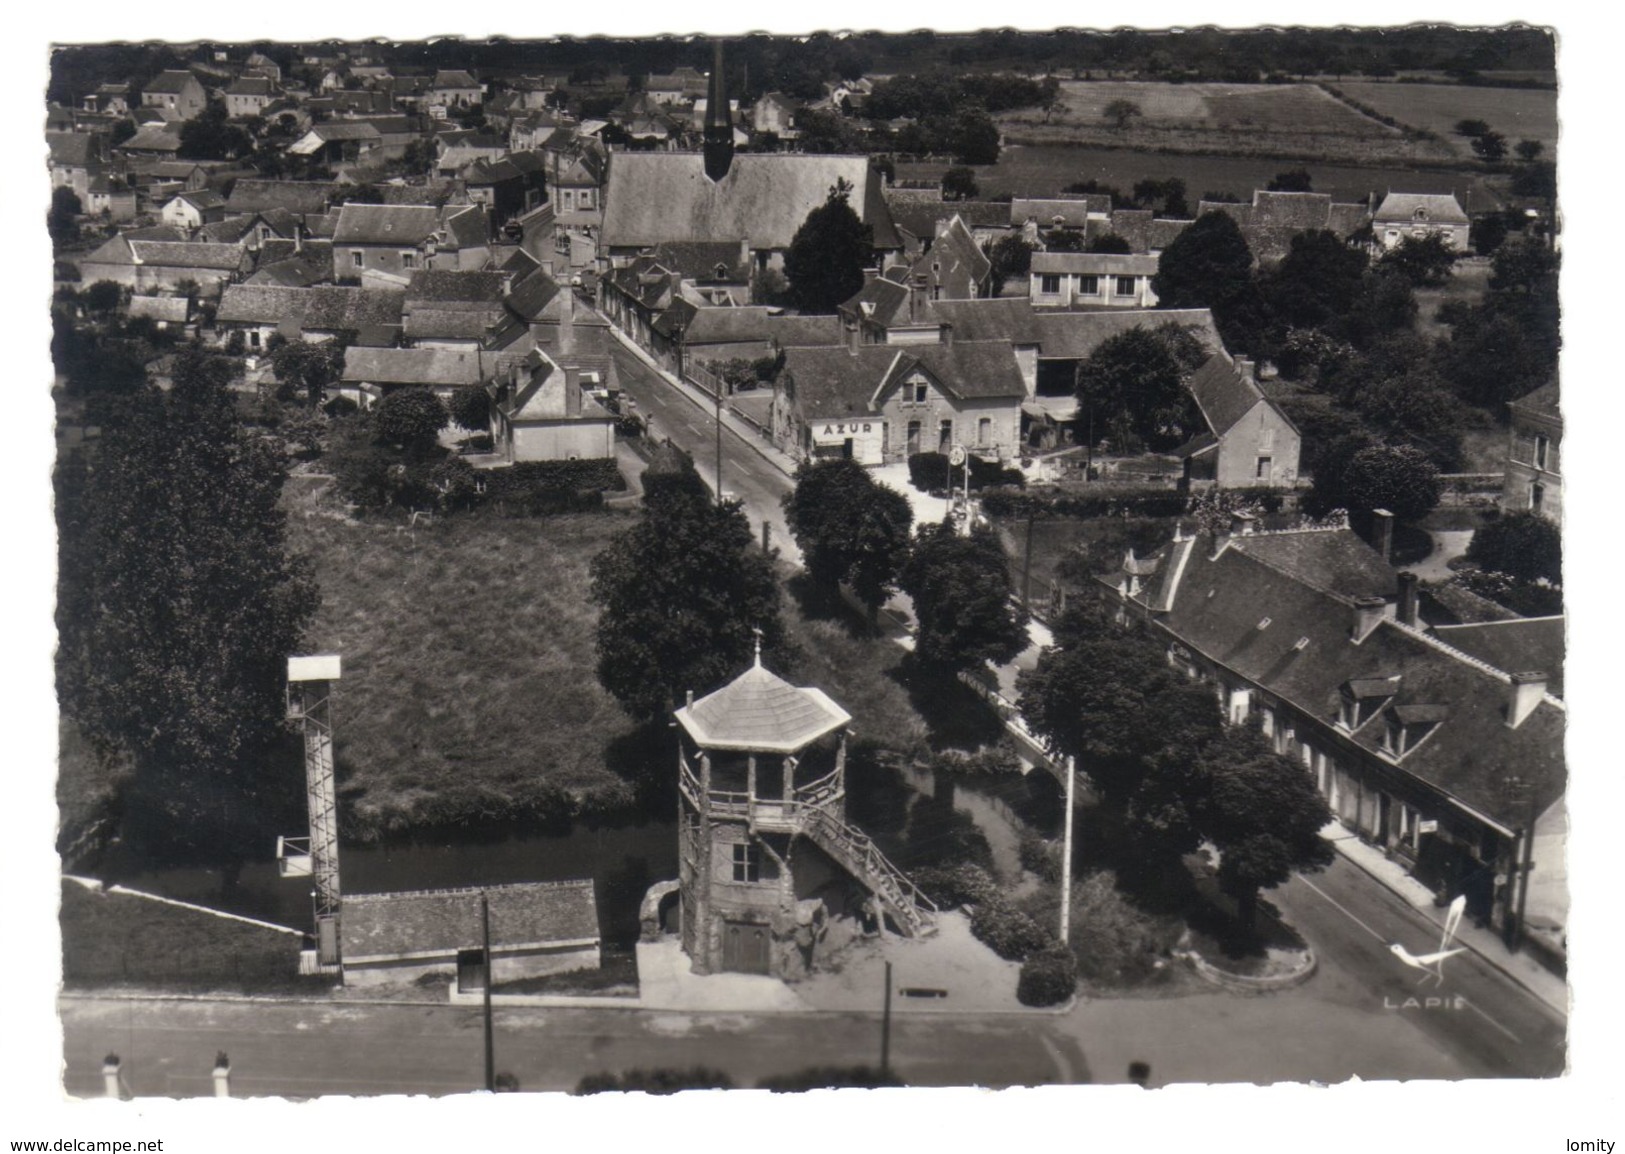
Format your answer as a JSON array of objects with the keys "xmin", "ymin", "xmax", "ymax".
[
  {"xmin": 1530, "ymin": 481, "xmax": 1545, "ymax": 512},
  {"xmin": 1039, "ymin": 274, "xmax": 1061, "ymax": 294},
  {"xmin": 913, "ymin": 383, "xmax": 928, "ymax": 405},
  {"xmin": 1534, "ymin": 434, "xmax": 1550, "ymax": 471},
  {"xmin": 578, "ymin": 190, "xmax": 592, "ymax": 209},
  {"xmin": 350, "ymin": 250, "xmax": 364, "ymax": 269},
  {"xmin": 977, "ymin": 417, "xmax": 992, "ymax": 445},
  {"xmin": 1115, "ymin": 275, "xmax": 1136, "ymax": 296},
  {"xmin": 401, "ymin": 251, "xmax": 416, "ymax": 270},
  {"xmin": 249, "ymin": 330, "xmax": 261, "ymax": 349},
  {"xmin": 1078, "ymin": 274, "xmax": 1099, "ymax": 295},
  {"xmin": 731, "ymin": 843, "xmax": 760, "ymax": 883},
  {"xmin": 938, "ymin": 420, "xmax": 953, "ymax": 452},
  {"xmin": 1256, "ymin": 456, "xmax": 1272, "ymax": 480}
]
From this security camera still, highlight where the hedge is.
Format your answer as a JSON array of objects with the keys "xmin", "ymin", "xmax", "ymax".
[
  {"xmin": 1016, "ymin": 945, "xmax": 1079, "ymax": 1007},
  {"xmin": 981, "ymin": 485, "xmax": 1287, "ymax": 521},
  {"xmin": 969, "ymin": 898, "xmax": 1053, "ymax": 962}
]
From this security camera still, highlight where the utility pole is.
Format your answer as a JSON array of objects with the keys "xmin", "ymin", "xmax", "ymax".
[
  {"xmin": 716, "ymin": 372, "xmax": 725, "ymax": 506},
  {"xmin": 1059, "ymin": 756, "xmax": 1076, "ymax": 944},
  {"xmin": 481, "ymin": 891, "xmax": 495, "ymax": 1092},
  {"xmin": 880, "ymin": 960, "xmax": 893, "ymax": 1074},
  {"xmin": 1022, "ymin": 503, "xmax": 1036, "ymax": 609}
]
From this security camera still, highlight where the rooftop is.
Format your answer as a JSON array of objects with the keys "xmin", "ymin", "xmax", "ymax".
[{"xmin": 676, "ymin": 656, "xmax": 851, "ymax": 754}]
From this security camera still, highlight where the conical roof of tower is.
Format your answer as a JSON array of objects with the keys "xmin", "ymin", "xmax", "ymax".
[{"xmin": 675, "ymin": 657, "xmax": 851, "ymax": 753}]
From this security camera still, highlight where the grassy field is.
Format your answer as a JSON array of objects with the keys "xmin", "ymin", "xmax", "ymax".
[
  {"xmin": 898, "ymin": 144, "xmax": 1503, "ymax": 210},
  {"xmin": 1333, "ymin": 81, "xmax": 1558, "ymax": 159},
  {"xmin": 288, "ymin": 507, "xmax": 642, "ymax": 840},
  {"xmin": 1001, "ymin": 81, "xmax": 1454, "ymax": 165},
  {"xmin": 60, "ymin": 879, "xmax": 315, "ymax": 992}
]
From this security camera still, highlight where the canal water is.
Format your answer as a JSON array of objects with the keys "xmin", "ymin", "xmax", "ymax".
[{"xmin": 90, "ymin": 764, "xmax": 1047, "ymax": 949}]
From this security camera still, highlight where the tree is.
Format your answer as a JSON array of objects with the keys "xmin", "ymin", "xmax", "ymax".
[
  {"xmin": 590, "ymin": 454, "xmax": 785, "ymax": 720},
  {"xmin": 1510, "ymin": 161, "xmax": 1557, "ymax": 201},
  {"xmin": 1103, "ymin": 98, "xmax": 1142, "ymax": 131},
  {"xmin": 1198, "ymin": 723, "xmax": 1334, "ymax": 932},
  {"xmin": 941, "ymin": 166, "xmax": 979, "ymax": 201},
  {"xmin": 985, "ymin": 234, "xmax": 1034, "ymax": 297},
  {"xmin": 449, "ymin": 385, "xmax": 492, "ymax": 433},
  {"xmin": 1350, "ymin": 366, "xmax": 1465, "ymax": 472},
  {"xmin": 83, "ymin": 279, "xmax": 124, "ymax": 318},
  {"xmin": 1266, "ymin": 167, "xmax": 1313, "ymax": 193},
  {"xmin": 179, "ymin": 99, "xmax": 253, "ymax": 160},
  {"xmin": 784, "ymin": 180, "xmax": 875, "ymax": 314},
  {"xmin": 1465, "ymin": 511, "xmax": 1562, "ymax": 585},
  {"xmin": 1515, "ymin": 138, "xmax": 1545, "ymax": 163},
  {"xmin": 950, "ymin": 106, "xmax": 1001, "ymax": 165},
  {"xmin": 781, "ymin": 459, "xmax": 913, "ymax": 624},
  {"xmin": 1266, "ymin": 230, "xmax": 1369, "ymax": 331},
  {"xmin": 1085, "ymin": 232, "xmax": 1133, "ymax": 254},
  {"xmin": 1151, "ymin": 210, "xmax": 1269, "ymax": 354},
  {"xmin": 55, "ymin": 348, "xmax": 319, "ymax": 850},
  {"xmin": 1453, "ymin": 118, "xmax": 1490, "ymax": 137},
  {"xmin": 49, "ymin": 186, "xmax": 82, "ymax": 243},
  {"xmin": 373, "ymin": 387, "xmax": 448, "ymax": 450},
  {"xmin": 1074, "ymin": 323, "xmax": 1204, "ymax": 452},
  {"xmin": 1375, "ymin": 234, "xmax": 1458, "ymax": 287},
  {"xmin": 1471, "ymin": 131, "xmax": 1508, "ymax": 162},
  {"xmin": 1335, "ymin": 444, "xmax": 1441, "ymax": 522},
  {"xmin": 899, "ymin": 522, "xmax": 1027, "ymax": 673},
  {"xmin": 269, "ymin": 340, "xmax": 344, "ymax": 408}
]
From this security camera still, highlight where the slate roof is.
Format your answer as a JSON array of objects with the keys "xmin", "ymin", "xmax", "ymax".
[
  {"xmin": 1104, "ymin": 209, "xmax": 1154, "ymax": 253},
  {"xmin": 1432, "ymin": 617, "xmax": 1565, "ymax": 699},
  {"xmin": 1223, "ymin": 526, "xmax": 1397, "ymax": 603},
  {"xmin": 194, "ymin": 216, "xmax": 258, "ymax": 245},
  {"xmin": 144, "ymin": 70, "xmax": 199, "ymax": 95},
  {"xmin": 247, "ymin": 242, "xmax": 335, "ymax": 287},
  {"xmin": 1375, "ymin": 192, "xmax": 1469, "ymax": 225},
  {"xmin": 676, "ymin": 659, "xmax": 851, "ymax": 753},
  {"xmin": 342, "ymin": 346, "xmax": 490, "ymax": 386},
  {"xmin": 171, "ymin": 189, "xmax": 226, "ymax": 212},
  {"xmin": 1185, "ymin": 353, "xmax": 1268, "ymax": 437},
  {"xmin": 649, "ymin": 240, "xmax": 751, "ymax": 282},
  {"xmin": 918, "ymin": 300, "xmax": 1222, "ymax": 360},
  {"xmin": 217, "ymin": 284, "xmax": 404, "ymax": 329},
  {"xmin": 1510, "ymin": 382, "xmax": 1561, "ymax": 421},
  {"xmin": 766, "ymin": 314, "xmax": 844, "ymax": 348},
  {"xmin": 1011, "ymin": 196, "xmax": 1111, "ymax": 227},
  {"xmin": 333, "ymin": 203, "xmax": 441, "ymax": 245},
  {"xmin": 120, "ymin": 125, "xmax": 183, "ymax": 152},
  {"xmin": 342, "ymin": 880, "xmax": 598, "ymax": 962},
  {"xmin": 1031, "ymin": 251, "xmax": 1160, "ymax": 277},
  {"xmin": 1148, "ymin": 218, "xmax": 1194, "ymax": 251},
  {"xmin": 680, "ymin": 306, "xmax": 774, "ymax": 345},
  {"xmin": 405, "ymin": 269, "xmax": 507, "ymax": 304},
  {"xmin": 1128, "ymin": 529, "xmax": 1565, "ymax": 828},
  {"xmin": 403, "ymin": 307, "xmax": 504, "ymax": 342},
  {"xmin": 780, "ymin": 339, "xmax": 1025, "ymax": 423},
  {"xmin": 502, "ymin": 351, "xmax": 616, "ymax": 422},
  {"xmin": 227, "ymin": 75, "xmax": 277, "ymax": 96},
  {"xmin": 913, "ymin": 216, "xmax": 991, "ymax": 289},
  {"xmin": 504, "ymin": 268, "xmax": 565, "ymax": 322},
  {"xmin": 600, "ymin": 153, "xmax": 898, "ymax": 251},
  {"xmin": 842, "ymin": 273, "xmax": 911, "ymax": 327},
  {"xmin": 126, "ymin": 295, "xmax": 189, "ymax": 322},
  {"xmin": 432, "ymin": 69, "xmax": 480, "ymax": 90},
  {"xmin": 48, "ymin": 132, "xmax": 104, "ymax": 168},
  {"xmin": 122, "ymin": 239, "xmax": 247, "ymax": 270}
]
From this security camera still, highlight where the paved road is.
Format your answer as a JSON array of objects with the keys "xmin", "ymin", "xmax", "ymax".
[
  {"xmin": 60, "ymin": 998, "xmax": 1082, "ymax": 1097},
  {"xmin": 1271, "ymin": 857, "xmax": 1566, "ymax": 1078},
  {"xmin": 608, "ymin": 340, "xmax": 799, "ymax": 564}
]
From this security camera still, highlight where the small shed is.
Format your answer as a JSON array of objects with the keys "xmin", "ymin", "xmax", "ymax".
[{"xmin": 340, "ymin": 879, "xmax": 600, "ymax": 989}]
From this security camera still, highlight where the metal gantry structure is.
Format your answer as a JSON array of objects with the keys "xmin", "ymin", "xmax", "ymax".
[{"xmin": 284, "ymin": 655, "xmax": 343, "ymax": 965}]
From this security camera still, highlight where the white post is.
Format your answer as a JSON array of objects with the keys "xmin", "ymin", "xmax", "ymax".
[
  {"xmin": 1059, "ymin": 756, "xmax": 1075, "ymax": 944},
  {"xmin": 212, "ymin": 1053, "xmax": 231, "ymax": 1098},
  {"xmin": 102, "ymin": 1054, "xmax": 122, "ymax": 1099}
]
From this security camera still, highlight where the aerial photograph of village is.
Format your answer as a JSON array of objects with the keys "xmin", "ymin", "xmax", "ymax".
[{"xmin": 15, "ymin": 8, "xmax": 1607, "ymax": 1150}]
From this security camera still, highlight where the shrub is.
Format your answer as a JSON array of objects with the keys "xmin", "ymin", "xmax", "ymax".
[
  {"xmin": 374, "ymin": 387, "xmax": 449, "ymax": 449},
  {"xmin": 448, "ymin": 384, "xmax": 491, "ymax": 433},
  {"xmin": 970, "ymin": 899, "xmax": 1053, "ymax": 962},
  {"xmin": 907, "ymin": 452, "xmax": 1025, "ymax": 494},
  {"xmin": 1018, "ymin": 832, "xmax": 1060, "ymax": 883},
  {"xmin": 223, "ymin": 330, "xmax": 246, "ymax": 357},
  {"xmin": 1017, "ymin": 945, "xmax": 1078, "ymax": 1007},
  {"xmin": 575, "ymin": 1067, "xmax": 735, "ymax": 1095},
  {"xmin": 757, "ymin": 1065, "xmax": 904, "ymax": 1091},
  {"xmin": 323, "ymin": 395, "xmax": 359, "ymax": 418},
  {"xmin": 913, "ymin": 862, "xmax": 1001, "ymax": 909}
]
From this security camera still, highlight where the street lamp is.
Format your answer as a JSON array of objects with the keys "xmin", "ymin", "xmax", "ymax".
[{"xmin": 1500, "ymin": 774, "xmax": 1538, "ymax": 952}]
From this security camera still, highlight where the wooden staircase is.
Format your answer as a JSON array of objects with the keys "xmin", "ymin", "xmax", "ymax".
[{"xmin": 796, "ymin": 807, "xmax": 938, "ymax": 938}]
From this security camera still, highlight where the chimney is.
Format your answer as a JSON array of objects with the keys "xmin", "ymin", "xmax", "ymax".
[
  {"xmin": 294, "ymin": 221, "xmax": 304, "ymax": 253},
  {"xmin": 1396, "ymin": 571, "xmax": 1419, "ymax": 626},
  {"xmin": 863, "ymin": 266, "xmax": 880, "ymax": 284},
  {"xmin": 1351, "ymin": 595, "xmax": 1386, "ymax": 642},
  {"xmin": 1230, "ymin": 511, "xmax": 1256, "ymax": 536},
  {"xmin": 1506, "ymin": 671, "xmax": 1547, "ymax": 729},
  {"xmin": 847, "ymin": 319, "xmax": 860, "ymax": 356},
  {"xmin": 909, "ymin": 275, "xmax": 927, "ymax": 323},
  {"xmin": 565, "ymin": 367, "xmax": 581, "ymax": 417},
  {"xmin": 1371, "ymin": 508, "xmax": 1394, "ymax": 561},
  {"xmin": 940, "ymin": 321, "xmax": 954, "ymax": 348},
  {"xmin": 1234, "ymin": 356, "xmax": 1253, "ymax": 383},
  {"xmin": 739, "ymin": 235, "xmax": 750, "ymax": 269},
  {"xmin": 558, "ymin": 285, "xmax": 575, "ymax": 354}
]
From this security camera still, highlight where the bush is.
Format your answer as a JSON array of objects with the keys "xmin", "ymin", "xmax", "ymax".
[
  {"xmin": 375, "ymin": 387, "xmax": 449, "ymax": 449},
  {"xmin": 1464, "ymin": 510, "xmax": 1561, "ymax": 585},
  {"xmin": 1018, "ymin": 832, "xmax": 1060, "ymax": 883},
  {"xmin": 575, "ymin": 1066, "xmax": 736, "ymax": 1095},
  {"xmin": 912, "ymin": 862, "xmax": 1001, "ymax": 909},
  {"xmin": 1016, "ymin": 945, "xmax": 1078, "ymax": 1007},
  {"xmin": 757, "ymin": 1065, "xmax": 904, "ymax": 1091},
  {"xmin": 223, "ymin": 330, "xmax": 246, "ymax": 357},
  {"xmin": 448, "ymin": 384, "xmax": 491, "ymax": 433},
  {"xmin": 970, "ymin": 899, "xmax": 1053, "ymax": 962},
  {"xmin": 482, "ymin": 458, "xmax": 623, "ymax": 515},
  {"xmin": 323, "ymin": 395, "xmax": 359, "ymax": 418}
]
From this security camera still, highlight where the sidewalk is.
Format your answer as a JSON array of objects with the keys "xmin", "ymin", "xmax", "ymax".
[
  {"xmin": 607, "ymin": 325, "xmax": 800, "ymax": 480},
  {"xmin": 1320, "ymin": 822, "xmax": 1568, "ymax": 1017}
]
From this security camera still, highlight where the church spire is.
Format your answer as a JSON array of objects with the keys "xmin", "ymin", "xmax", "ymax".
[{"xmin": 703, "ymin": 38, "xmax": 734, "ymax": 183}]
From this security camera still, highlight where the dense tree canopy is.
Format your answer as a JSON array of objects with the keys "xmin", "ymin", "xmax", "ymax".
[
  {"xmin": 1074, "ymin": 324, "xmax": 1205, "ymax": 452},
  {"xmin": 1376, "ymin": 234, "xmax": 1460, "ymax": 287},
  {"xmin": 784, "ymin": 180, "xmax": 875, "ymax": 314},
  {"xmin": 55, "ymin": 348, "xmax": 319, "ymax": 847},
  {"xmin": 1267, "ymin": 230, "xmax": 1369, "ymax": 332},
  {"xmin": 1151, "ymin": 211, "xmax": 1267, "ymax": 354},
  {"xmin": 373, "ymin": 386, "xmax": 449, "ymax": 450},
  {"xmin": 899, "ymin": 522, "xmax": 1027, "ymax": 673},
  {"xmin": 985, "ymin": 234, "xmax": 1035, "ymax": 296},
  {"xmin": 590, "ymin": 455, "xmax": 785, "ymax": 720},
  {"xmin": 1332, "ymin": 444, "xmax": 1441, "ymax": 522},
  {"xmin": 782, "ymin": 459, "xmax": 913, "ymax": 621},
  {"xmin": 1465, "ymin": 511, "xmax": 1562, "ymax": 585}
]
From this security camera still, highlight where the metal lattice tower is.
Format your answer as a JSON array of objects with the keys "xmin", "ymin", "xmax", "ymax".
[{"xmin": 285, "ymin": 655, "xmax": 342, "ymax": 963}]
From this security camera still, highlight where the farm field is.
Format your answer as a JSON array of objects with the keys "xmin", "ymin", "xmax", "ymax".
[
  {"xmin": 898, "ymin": 143, "xmax": 1506, "ymax": 211},
  {"xmin": 1333, "ymin": 81, "xmax": 1558, "ymax": 158},
  {"xmin": 1000, "ymin": 80, "xmax": 1457, "ymax": 165}
]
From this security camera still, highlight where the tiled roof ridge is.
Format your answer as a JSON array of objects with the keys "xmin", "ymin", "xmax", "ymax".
[
  {"xmin": 1382, "ymin": 617, "xmax": 1566, "ymax": 710},
  {"xmin": 1220, "ymin": 527, "xmax": 1371, "ymax": 604},
  {"xmin": 349, "ymin": 879, "xmax": 593, "ymax": 902}
]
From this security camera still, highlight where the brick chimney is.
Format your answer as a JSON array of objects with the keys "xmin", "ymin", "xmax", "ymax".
[
  {"xmin": 558, "ymin": 284, "xmax": 574, "ymax": 355},
  {"xmin": 1351, "ymin": 595, "xmax": 1387, "ymax": 642},
  {"xmin": 1506, "ymin": 671, "xmax": 1548, "ymax": 729},
  {"xmin": 1396, "ymin": 571, "xmax": 1419, "ymax": 626},
  {"xmin": 1371, "ymin": 508, "xmax": 1394, "ymax": 561},
  {"xmin": 1234, "ymin": 356, "xmax": 1253, "ymax": 383},
  {"xmin": 847, "ymin": 318, "xmax": 861, "ymax": 356},
  {"xmin": 565, "ymin": 366, "xmax": 581, "ymax": 417},
  {"xmin": 908, "ymin": 274, "xmax": 927, "ymax": 323},
  {"xmin": 1230, "ymin": 511, "xmax": 1256, "ymax": 536}
]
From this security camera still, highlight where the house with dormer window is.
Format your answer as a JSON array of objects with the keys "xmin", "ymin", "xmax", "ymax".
[
  {"xmin": 1108, "ymin": 517, "xmax": 1566, "ymax": 963},
  {"xmin": 1372, "ymin": 192, "xmax": 1470, "ymax": 253}
]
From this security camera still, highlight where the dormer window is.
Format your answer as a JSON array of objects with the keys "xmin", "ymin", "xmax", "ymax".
[
  {"xmin": 1413, "ymin": 208, "xmax": 1428, "ymax": 221},
  {"xmin": 1339, "ymin": 676, "xmax": 1400, "ymax": 731},
  {"xmin": 1381, "ymin": 705, "xmax": 1449, "ymax": 759}
]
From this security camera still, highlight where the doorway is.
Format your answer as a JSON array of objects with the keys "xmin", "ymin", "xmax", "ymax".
[{"xmin": 722, "ymin": 920, "xmax": 771, "ymax": 974}]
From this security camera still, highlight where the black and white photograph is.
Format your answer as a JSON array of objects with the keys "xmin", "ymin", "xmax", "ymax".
[{"xmin": 7, "ymin": 4, "xmax": 1614, "ymax": 1150}]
